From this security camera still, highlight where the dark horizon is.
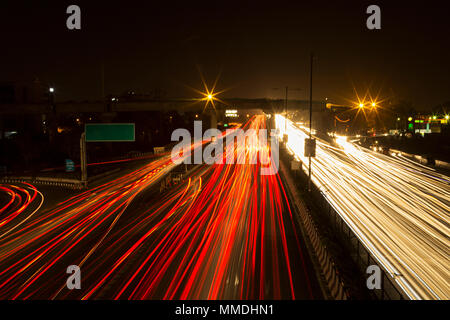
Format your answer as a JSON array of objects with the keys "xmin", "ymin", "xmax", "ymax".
[{"xmin": 1, "ymin": 1, "xmax": 449, "ymax": 110}]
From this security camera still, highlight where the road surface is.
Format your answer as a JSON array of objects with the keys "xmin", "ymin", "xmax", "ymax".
[{"xmin": 0, "ymin": 115, "xmax": 321, "ymax": 300}]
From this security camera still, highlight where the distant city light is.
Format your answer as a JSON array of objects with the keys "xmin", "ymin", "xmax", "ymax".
[
  {"xmin": 408, "ymin": 117, "xmax": 413, "ymax": 121},
  {"xmin": 49, "ymin": 87, "xmax": 54, "ymax": 93}
]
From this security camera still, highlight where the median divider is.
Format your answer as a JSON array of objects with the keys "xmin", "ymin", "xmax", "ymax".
[
  {"xmin": 390, "ymin": 148, "xmax": 450, "ymax": 170},
  {"xmin": 280, "ymin": 159, "xmax": 349, "ymax": 300}
]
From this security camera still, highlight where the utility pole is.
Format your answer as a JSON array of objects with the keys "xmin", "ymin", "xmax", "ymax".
[
  {"xmin": 80, "ymin": 132, "xmax": 87, "ymax": 187},
  {"xmin": 285, "ymin": 86, "xmax": 288, "ymax": 132},
  {"xmin": 308, "ymin": 53, "xmax": 314, "ymax": 192},
  {"xmin": 272, "ymin": 86, "xmax": 299, "ymax": 138},
  {"xmin": 48, "ymin": 87, "xmax": 56, "ymax": 143}
]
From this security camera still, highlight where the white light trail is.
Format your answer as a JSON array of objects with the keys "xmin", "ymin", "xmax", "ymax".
[{"xmin": 275, "ymin": 114, "xmax": 450, "ymax": 300}]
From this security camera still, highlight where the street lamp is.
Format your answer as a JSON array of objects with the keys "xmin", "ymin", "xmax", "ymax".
[
  {"xmin": 307, "ymin": 53, "xmax": 314, "ymax": 192},
  {"xmin": 48, "ymin": 87, "xmax": 56, "ymax": 114},
  {"xmin": 359, "ymin": 103, "xmax": 364, "ymax": 108}
]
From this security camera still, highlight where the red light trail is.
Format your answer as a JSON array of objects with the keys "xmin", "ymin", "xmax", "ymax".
[{"xmin": 0, "ymin": 115, "xmax": 318, "ymax": 300}]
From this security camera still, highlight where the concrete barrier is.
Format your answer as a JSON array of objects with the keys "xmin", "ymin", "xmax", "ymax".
[
  {"xmin": 0, "ymin": 176, "xmax": 84, "ymax": 189},
  {"xmin": 436, "ymin": 160, "xmax": 450, "ymax": 170},
  {"xmin": 280, "ymin": 160, "xmax": 348, "ymax": 300},
  {"xmin": 390, "ymin": 148, "xmax": 450, "ymax": 169}
]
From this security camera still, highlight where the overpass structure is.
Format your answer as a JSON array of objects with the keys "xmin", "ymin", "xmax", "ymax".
[{"xmin": 0, "ymin": 98, "xmax": 326, "ymax": 115}]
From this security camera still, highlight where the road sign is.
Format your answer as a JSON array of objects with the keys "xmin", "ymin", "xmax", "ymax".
[
  {"xmin": 85, "ymin": 123, "xmax": 135, "ymax": 142},
  {"xmin": 65, "ymin": 159, "xmax": 75, "ymax": 172},
  {"xmin": 304, "ymin": 138, "xmax": 316, "ymax": 157},
  {"xmin": 291, "ymin": 159, "xmax": 301, "ymax": 171}
]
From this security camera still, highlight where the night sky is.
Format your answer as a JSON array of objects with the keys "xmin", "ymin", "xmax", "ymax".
[{"xmin": 1, "ymin": 0, "xmax": 449, "ymax": 109}]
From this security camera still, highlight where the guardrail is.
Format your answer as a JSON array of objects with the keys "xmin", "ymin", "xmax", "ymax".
[
  {"xmin": 0, "ymin": 150, "xmax": 162, "ymax": 189},
  {"xmin": 322, "ymin": 198, "xmax": 406, "ymax": 300},
  {"xmin": 280, "ymin": 151, "xmax": 348, "ymax": 300},
  {"xmin": 390, "ymin": 148, "xmax": 450, "ymax": 170},
  {"xmin": 0, "ymin": 176, "xmax": 84, "ymax": 189}
]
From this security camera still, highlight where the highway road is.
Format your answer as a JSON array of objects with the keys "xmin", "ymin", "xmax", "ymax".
[
  {"xmin": 0, "ymin": 183, "xmax": 44, "ymax": 235},
  {"xmin": 0, "ymin": 155, "xmax": 175, "ymax": 299},
  {"xmin": 276, "ymin": 114, "xmax": 450, "ymax": 300},
  {"xmin": 0, "ymin": 115, "xmax": 321, "ymax": 299}
]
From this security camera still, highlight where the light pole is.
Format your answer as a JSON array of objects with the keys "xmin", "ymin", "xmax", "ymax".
[
  {"xmin": 272, "ymin": 87, "xmax": 300, "ymax": 133},
  {"xmin": 49, "ymin": 87, "xmax": 55, "ymax": 113},
  {"xmin": 308, "ymin": 53, "xmax": 314, "ymax": 192},
  {"xmin": 48, "ymin": 87, "xmax": 57, "ymax": 143},
  {"xmin": 285, "ymin": 86, "xmax": 288, "ymax": 132},
  {"xmin": 80, "ymin": 132, "xmax": 87, "ymax": 187}
]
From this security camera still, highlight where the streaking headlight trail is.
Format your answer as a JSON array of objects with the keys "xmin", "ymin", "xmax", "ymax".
[{"xmin": 275, "ymin": 114, "xmax": 450, "ymax": 300}]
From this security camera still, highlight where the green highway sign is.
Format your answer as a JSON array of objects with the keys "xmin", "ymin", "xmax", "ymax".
[{"xmin": 85, "ymin": 123, "xmax": 135, "ymax": 142}]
